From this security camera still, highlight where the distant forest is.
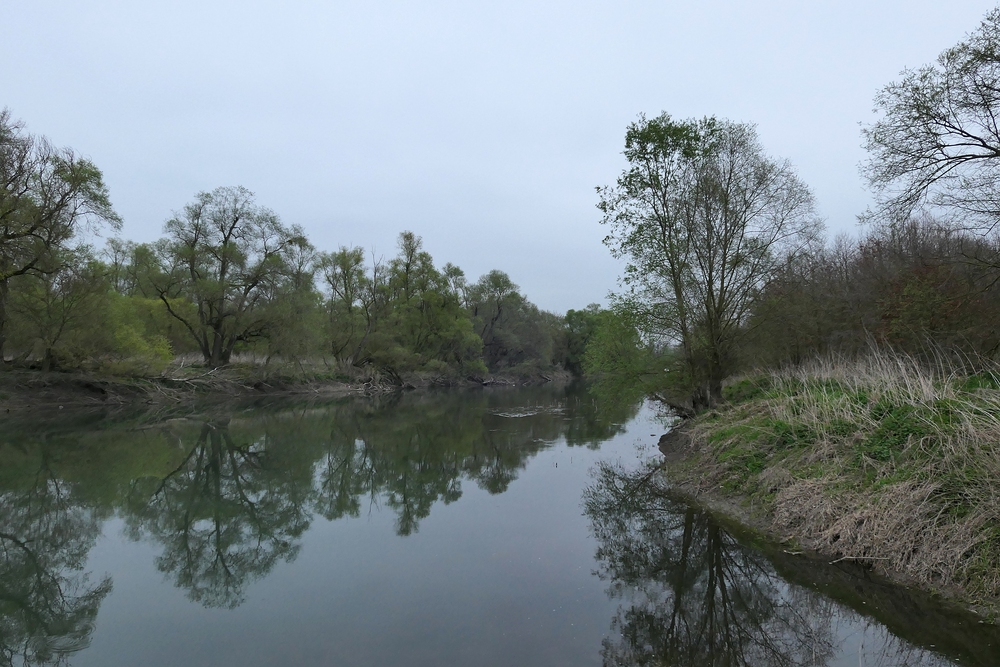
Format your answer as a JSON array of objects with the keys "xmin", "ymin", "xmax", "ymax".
[{"xmin": 0, "ymin": 112, "xmax": 602, "ymax": 378}]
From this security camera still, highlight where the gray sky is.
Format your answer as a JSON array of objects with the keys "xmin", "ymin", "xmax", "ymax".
[{"xmin": 2, "ymin": 0, "xmax": 997, "ymax": 312}]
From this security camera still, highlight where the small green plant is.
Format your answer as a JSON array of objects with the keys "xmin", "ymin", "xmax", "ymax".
[{"xmin": 859, "ymin": 403, "xmax": 928, "ymax": 461}]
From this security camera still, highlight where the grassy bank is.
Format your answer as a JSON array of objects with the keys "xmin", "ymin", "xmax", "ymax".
[{"xmin": 660, "ymin": 353, "xmax": 1000, "ymax": 610}]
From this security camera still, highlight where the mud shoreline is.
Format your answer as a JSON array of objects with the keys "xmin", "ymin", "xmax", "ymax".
[{"xmin": 0, "ymin": 367, "xmax": 572, "ymax": 413}]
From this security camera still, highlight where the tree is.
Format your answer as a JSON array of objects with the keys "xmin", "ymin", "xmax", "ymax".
[
  {"xmin": 863, "ymin": 9, "xmax": 1000, "ymax": 234},
  {"xmin": 7, "ymin": 247, "xmax": 109, "ymax": 371},
  {"xmin": 464, "ymin": 270, "xmax": 561, "ymax": 372},
  {"xmin": 381, "ymin": 233, "xmax": 481, "ymax": 373},
  {"xmin": 563, "ymin": 303, "xmax": 602, "ymax": 374},
  {"xmin": 151, "ymin": 186, "xmax": 308, "ymax": 367},
  {"xmin": 0, "ymin": 109, "xmax": 120, "ymax": 361},
  {"xmin": 598, "ymin": 114, "xmax": 820, "ymax": 407},
  {"xmin": 317, "ymin": 245, "xmax": 383, "ymax": 363}
]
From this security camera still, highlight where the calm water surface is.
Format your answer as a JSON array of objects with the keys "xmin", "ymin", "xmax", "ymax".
[{"xmin": 0, "ymin": 385, "xmax": 996, "ymax": 666}]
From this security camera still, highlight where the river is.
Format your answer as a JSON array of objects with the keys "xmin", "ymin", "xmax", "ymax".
[{"xmin": 0, "ymin": 384, "xmax": 995, "ymax": 666}]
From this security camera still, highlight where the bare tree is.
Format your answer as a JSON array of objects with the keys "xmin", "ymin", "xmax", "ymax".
[{"xmin": 863, "ymin": 8, "xmax": 1000, "ymax": 234}]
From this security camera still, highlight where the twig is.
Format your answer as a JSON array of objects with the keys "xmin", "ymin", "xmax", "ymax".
[{"xmin": 829, "ymin": 555, "xmax": 891, "ymax": 564}]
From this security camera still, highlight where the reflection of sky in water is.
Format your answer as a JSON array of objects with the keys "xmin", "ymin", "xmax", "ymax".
[{"xmin": 0, "ymin": 388, "xmax": 994, "ymax": 666}]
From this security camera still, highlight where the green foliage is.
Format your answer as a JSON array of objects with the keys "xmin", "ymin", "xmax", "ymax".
[
  {"xmin": 149, "ymin": 186, "xmax": 312, "ymax": 367},
  {"xmin": 722, "ymin": 376, "xmax": 773, "ymax": 403},
  {"xmin": 0, "ymin": 109, "xmax": 121, "ymax": 361},
  {"xmin": 0, "ymin": 110, "xmax": 566, "ymax": 377},
  {"xmin": 581, "ymin": 307, "xmax": 678, "ymax": 416},
  {"xmin": 860, "ymin": 403, "xmax": 929, "ymax": 462},
  {"xmin": 563, "ymin": 303, "xmax": 602, "ymax": 375},
  {"xmin": 598, "ymin": 112, "xmax": 820, "ymax": 407},
  {"xmin": 104, "ymin": 294, "xmax": 173, "ymax": 374}
]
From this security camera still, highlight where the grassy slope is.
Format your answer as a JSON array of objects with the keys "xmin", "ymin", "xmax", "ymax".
[{"xmin": 665, "ymin": 354, "xmax": 1000, "ymax": 608}]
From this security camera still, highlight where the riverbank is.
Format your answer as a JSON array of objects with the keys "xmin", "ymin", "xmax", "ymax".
[
  {"xmin": 0, "ymin": 364, "xmax": 573, "ymax": 412},
  {"xmin": 656, "ymin": 354, "xmax": 1000, "ymax": 615}
]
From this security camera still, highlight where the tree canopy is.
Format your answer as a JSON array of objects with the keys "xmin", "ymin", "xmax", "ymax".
[
  {"xmin": 0, "ymin": 108, "xmax": 120, "ymax": 361},
  {"xmin": 863, "ymin": 8, "xmax": 1000, "ymax": 233},
  {"xmin": 598, "ymin": 113, "xmax": 820, "ymax": 407}
]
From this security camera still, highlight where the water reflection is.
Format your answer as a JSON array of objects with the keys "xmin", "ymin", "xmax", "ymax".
[
  {"xmin": 4, "ymin": 389, "xmax": 997, "ymax": 667},
  {"xmin": 584, "ymin": 461, "xmax": 998, "ymax": 667},
  {"xmin": 0, "ymin": 384, "xmax": 637, "ymax": 638},
  {"xmin": 0, "ymin": 454, "xmax": 111, "ymax": 666},
  {"xmin": 121, "ymin": 420, "xmax": 311, "ymax": 609}
]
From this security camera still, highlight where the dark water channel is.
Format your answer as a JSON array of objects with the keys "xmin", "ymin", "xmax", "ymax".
[{"xmin": 0, "ymin": 385, "xmax": 996, "ymax": 666}]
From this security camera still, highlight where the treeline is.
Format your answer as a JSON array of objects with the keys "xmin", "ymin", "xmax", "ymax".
[
  {"xmin": 748, "ymin": 217, "xmax": 1000, "ymax": 367},
  {"xmin": 589, "ymin": 8, "xmax": 1000, "ymax": 412},
  {"xmin": 0, "ymin": 111, "xmax": 585, "ymax": 378},
  {"xmin": 589, "ymin": 155, "xmax": 1000, "ymax": 414}
]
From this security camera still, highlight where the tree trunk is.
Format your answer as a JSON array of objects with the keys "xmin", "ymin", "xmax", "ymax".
[
  {"xmin": 0, "ymin": 278, "xmax": 8, "ymax": 364},
  {"xmin": 208, "ymin": 326, "xmax": 226, "ymax": 367}
]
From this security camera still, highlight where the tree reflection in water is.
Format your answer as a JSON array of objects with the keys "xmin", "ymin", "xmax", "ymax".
[
  {"xmin": 0, "ymin": 457, "xmax": 111, "ymax": 666},
  {"xmin": 123, "ymin": 420, "xmax": 311, "ymax": 609},
  {"xmin": 584, "ymin": 461, "xmax": 958, "ymax": 667},
  {"xmin": 117, "ymin": 385, "xmax": 638, "ymax": 606}
]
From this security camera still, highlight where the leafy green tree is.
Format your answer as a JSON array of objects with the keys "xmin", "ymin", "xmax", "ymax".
[
  {"xmin": 466, "ymin": 270, "xmax": 556, "ymax": 371},
  {"xmin": 381, "ymin": 232, "xmax": 482, "ymax": 373},
  {"xmin": 150, "ymin": 186, "xmax": 309, "ymax": 367},
  {"xmin": 257, "ymin": 238, "xmax": 325, "ymax": 365},
  {"xmin": 317, "ymin": 245, "xmax": 372, "ymax": 362},
  {"xmin": 101, "ymin": 239, "xmax": 210, "ymax": 357},
  {"xmin": 6, "ymin": 248, "xmax": 109, "ymax": 371},
  {"xmin": 563, "ymin": 303, "xmax": 603, "ymax": 374},
  {"xmin": 598, "ymin": 114, "xmax": 820, "ymax": 407},
  {"xmin": 0, "ymin": 109, "xmax": 120, "ymax": 362},
  {"xmin": 582, "ymin": 307, "xmax": 671, "ymax": 415}
]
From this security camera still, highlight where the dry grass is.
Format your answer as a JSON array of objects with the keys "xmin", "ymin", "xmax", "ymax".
[{"xmin": 680, "ymin": 351, "xmax": 1000, "ymax": 603}]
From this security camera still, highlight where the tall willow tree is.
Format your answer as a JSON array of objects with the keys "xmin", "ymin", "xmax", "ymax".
[
  {"xmin": 0, "ymin": 109, "xmax": 120, "ymax": 361},
  {"xmin": 151, "ymin": 186, "xmax": 309, "ymax": 367},
  {"xmin": 598, "ymin": 114, "xmax": 820, "ymax": 408}
]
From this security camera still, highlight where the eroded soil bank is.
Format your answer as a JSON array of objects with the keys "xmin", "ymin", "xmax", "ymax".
[
  {"xmin": 0, "ymin": 366, "xmax": 572, "ymax": 412},
  {"xmin": 654, "ymin": 359, "xmax": 1000, "ymax": 617}
]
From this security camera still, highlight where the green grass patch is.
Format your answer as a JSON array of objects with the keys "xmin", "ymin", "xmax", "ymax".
[
  {"xmin": 962, "ymin": 371, "xmax": 1000, "ymax": 392},
  {"xmin": 722, "ymin": 376, "xmax": 774, "ymax": 403},
  {"xmin": 769, "ymin": 419, "xmax": 816, "ymax": 448},
  {"xmin": 681, "ymin": 356, "xmax": 1000, "ymax": 607},
  {"xmin": 860, "ymin": 403, "xmax": 929, "ymax": 461}
]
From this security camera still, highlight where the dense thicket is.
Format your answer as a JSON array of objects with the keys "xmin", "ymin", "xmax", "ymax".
[
  {"xmin": 746, "ymin": 218, "xmax": 1000, "ymax": 366},
  {"xmin": 588, "ymin": 205, "xmax": 1000, "ymax": 412},
  {"xmin": 0, "ymin": 112, "xmax": 576, "ymax": 379}
]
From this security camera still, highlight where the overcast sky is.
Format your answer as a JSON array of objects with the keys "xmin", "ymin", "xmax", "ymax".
[{"xmin": 2, "ymin": 1, "xmax": 997, "ymax": 312}]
